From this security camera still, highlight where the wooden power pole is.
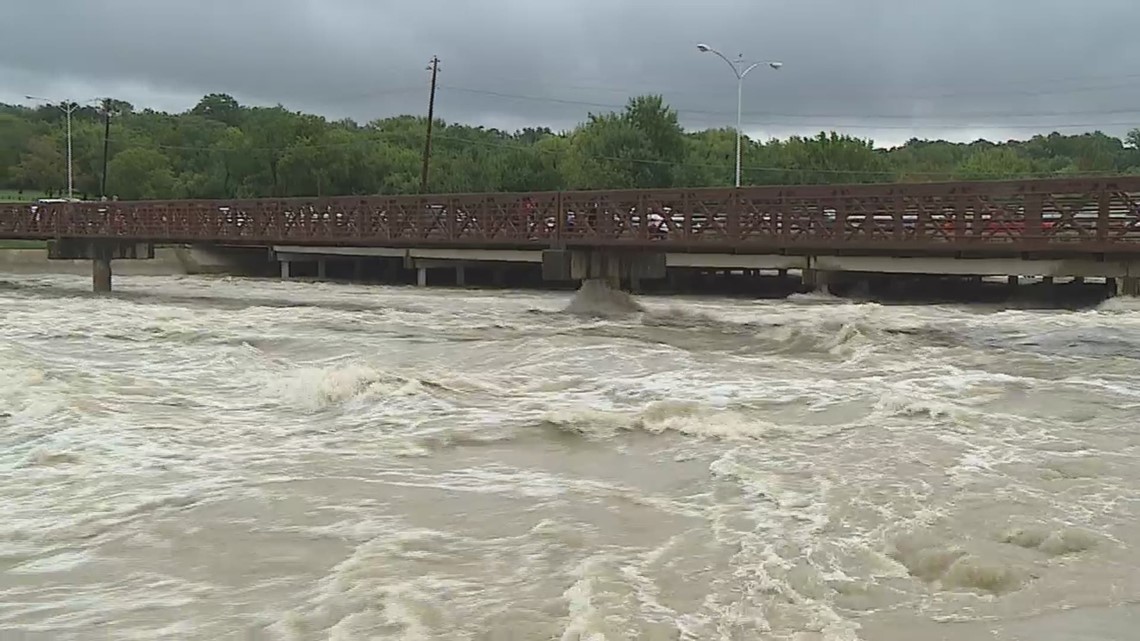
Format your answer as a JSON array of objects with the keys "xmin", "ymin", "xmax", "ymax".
[
  {"xmin": 100, "ymin": 98, "xmax": 112, "ymax": 199},
  {"xmin": 420, "ymin": 55, "xmax": 440, "ymax": 194}
]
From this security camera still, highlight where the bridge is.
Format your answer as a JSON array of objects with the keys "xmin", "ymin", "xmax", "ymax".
[{"xmin": 3, "ymin": 176, "xmax": 1140, "ymax": 295}]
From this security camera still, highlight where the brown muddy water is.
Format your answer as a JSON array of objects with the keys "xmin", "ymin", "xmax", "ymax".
[{"xmin": 1, "ymin": 273, "xmax": 1138, "ymax": 640}]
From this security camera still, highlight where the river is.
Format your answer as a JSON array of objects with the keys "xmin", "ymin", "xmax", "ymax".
[{"xmin": 1, "ymin": 273, "xmax": 1138, "ymax": 640}]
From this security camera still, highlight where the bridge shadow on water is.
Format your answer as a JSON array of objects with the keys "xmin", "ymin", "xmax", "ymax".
[
  {"xmin": 637, "ymin": 271, "xmax": 1115, "ymax": 311},
  {"xmin": 0, "ymin": 267, "xmax": 1117, "ymax": 315},
  {"xmin": 0, "ymin": 277, "xmax": 407, "ymax": 315}
]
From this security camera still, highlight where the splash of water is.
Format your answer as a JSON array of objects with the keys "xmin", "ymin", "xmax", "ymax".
[{"xmin": 563, "ymin": 279, "xmax": 644, "ymax": 317}]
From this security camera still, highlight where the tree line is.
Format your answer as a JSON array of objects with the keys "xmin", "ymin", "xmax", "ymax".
[{"xmin": 2, "ymin": 92, "xmax": 1139, "ymax": 201}]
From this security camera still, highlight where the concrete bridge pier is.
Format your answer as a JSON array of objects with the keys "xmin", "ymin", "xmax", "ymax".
[
  {"xmin": 409, "ymin": 259, "xmax": 473, "ymax": 288},
  {"xmin": 541, "ymin": 249, "xmax": 665, "ymax": 290},
  {"xmin": 801, "ymin": 269, "xmax": 832, "ymax": 294},
  {"xmin": 93, "ymin": 256, "xmax": 112, "ymax": 293},
  {"xmin": 280, "ymin": 259, "xmax": 292, "ymax": 279},
  {"xmin": 1117, "ymin": 276, "xmax": 1140, "ymax": 297},
  {"xmin": 47, "ymin": 239, "xmax": 154, "ymax": 292}
]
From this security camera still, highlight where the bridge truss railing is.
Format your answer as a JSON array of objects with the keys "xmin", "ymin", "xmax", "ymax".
[{"xmin": 3, "ymin": 176, "xmax": 1140, "ymax": 253}]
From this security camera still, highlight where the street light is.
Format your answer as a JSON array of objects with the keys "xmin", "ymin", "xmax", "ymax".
[
  {"xmin": 696, "ymin": 44, "xmax": 783, "ymax": 187},
  {"xmin": 25, "ymin": 95, "xmax": 100, "ymax": 201}
]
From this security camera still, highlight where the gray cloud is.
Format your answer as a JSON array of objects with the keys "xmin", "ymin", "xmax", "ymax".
[{"xmin": 3, "ymin": 0, "xmax": 1140, "ymax": 146}]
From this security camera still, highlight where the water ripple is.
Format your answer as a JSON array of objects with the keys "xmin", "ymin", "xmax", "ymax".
[{"xmin": 1, "ymin": 273, "xmax": 1137, "ymax": 640}]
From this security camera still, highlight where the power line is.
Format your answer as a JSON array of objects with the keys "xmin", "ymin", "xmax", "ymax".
[
  {"xmin": 442, "ymin": 85, "xmax": 1140, "ymax": 127},
  {"xmin": 459, "ymin": 67, "xmax": 1140, "ymax": 102},
  {"xmin": 21, "ymin": 80, "xmax": 1140, "ymax": 133}
]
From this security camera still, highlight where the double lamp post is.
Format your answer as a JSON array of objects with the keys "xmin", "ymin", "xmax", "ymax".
[
  {"xmin": 696, "ymin": 44, "xmax": 782, "ymax": 188},
  {"xmin": 24, "ymin": 95, "xmax": 112, "ymax": 201}
]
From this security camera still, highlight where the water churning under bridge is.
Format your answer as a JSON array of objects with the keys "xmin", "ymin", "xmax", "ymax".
[{"xmin": 1, "ymin": 274, "xmax": 1138, "ymax": 640}]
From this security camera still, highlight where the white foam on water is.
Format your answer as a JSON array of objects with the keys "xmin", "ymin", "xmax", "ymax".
[
  {"xmin": 266, "ymin": 363, "xmax": 427, "ymax": 411},
  {"xmin": 2, "ymin": 272, "xmax": 1139, "ymax": 640},
  {"xmin": 563, "ymin": 279, "xmax": 646, "ymax": 318}
]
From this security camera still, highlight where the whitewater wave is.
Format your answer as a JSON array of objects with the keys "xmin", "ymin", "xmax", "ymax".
[
  {"xmin": 265, "ymin": 364, "xmax": 428, "ymax": 411},
  {"xmin": 563, "ymin": 279, "xmax": 645, "ymax": 317},
  {"xmin": 1094, "ymin": 295, "xmax": 1140, "ymax": 314},
  {"xmin": 539, "ymin": 400, "xmax": 816, "ymax": 441}
]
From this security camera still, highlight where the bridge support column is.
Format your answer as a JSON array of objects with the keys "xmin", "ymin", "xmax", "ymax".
[
  {"xmin": 92, "ymin": 256, "xmax": 112, "ymax": 293},
  {"xmin": 280, "ymin": 260, "xmax": 291, "ymax": 280},
  {"xmin": 48, "ymin": 239, "xmax": 152, "ymax": 292},
  {"xmin": 1116, "ymin": 276, "xmax": 1140, "ymax": 297},
  {"xmin": 417, "ymin": 266, "xmax": 428, "ymax": 287},
  {"xmin": 541, "ymin": 249, "xmax": 664, "ymax": 291},
  {"xmin": 802, "ymin": 269, "xmax": 831, "ymax": 294},
  {"xmin": 353, "ymin": 259, "xmax": 365, "ymax": 281},
  {"xmin": 455, "ymin": 265, "xmax": 466, "ymax": 287},
  {"xmin": 317, "ymin": 258, "xmax": 327, "ymax": 280}
]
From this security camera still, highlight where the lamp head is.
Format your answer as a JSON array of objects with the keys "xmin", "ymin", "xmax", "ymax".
[
  {"xmin": 769, "ymin": 62, "xmax": 783, "ymax": 70},
  {"xmin": 697, "ymin": 43, "xmax": 711, "ymax": 52}
]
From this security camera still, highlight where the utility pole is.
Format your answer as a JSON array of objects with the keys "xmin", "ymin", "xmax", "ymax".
[
  {"xmin": 65, "ymin": 102, "xmax": 74, "ymax": 200},
  {"xmin": 100, "ymin": 98, "xmax": 112, "ymax": 199},
  {"xmin": 420, "ymin": 55, "xmax": 440, "ymax": 194}
]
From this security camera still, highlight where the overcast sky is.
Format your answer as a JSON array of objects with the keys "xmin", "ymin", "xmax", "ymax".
[{"xmin": 3, "ymin": 0, "xmax": 1139, "ymax": 147}]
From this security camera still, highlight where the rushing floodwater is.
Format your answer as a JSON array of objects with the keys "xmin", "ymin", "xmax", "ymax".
[{"xmin": 1, "ymin": 274, "xmax": 1139, "ymax": 641}]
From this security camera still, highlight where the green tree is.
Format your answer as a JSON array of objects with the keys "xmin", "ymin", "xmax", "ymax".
[
  {"xmin": 776, "ymin": 132, "xmax": 893, "ymax": 184},
  {"xmin": 564, "ymin": 112, "xmax": 648, "ymax": 189},
  {"xmin": 954, "ymin": 147, "xmax": 1037, "ymax": 180},
  {"xmin": 191, "ymin": 93, "xmax": 243, "ymax": 128},
  {"xmin": 622, "ymin": 95, "xmax": 686, "ymax": 187},
  {"xmin": 5, "ymin": 92, "xmax": 1140, "ymax": 199},
  {"xmin": 563, "ymin": 95, "xmax": 686, "ymax": 190},
  {"xmin": 0, "ymin": 114, "xmax": 34, "ymax": 187},
  {"xmin": 106, "ymin": 148, "xmax": 175, "ymax": 199},
  {"xmin": 12, "ymin": 136, "xmax": 64, "ymax": 194}
]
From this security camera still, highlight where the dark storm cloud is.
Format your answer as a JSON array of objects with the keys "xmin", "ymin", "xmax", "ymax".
[{"xmin": 3, "ymin": 0, "xmax": 1140, "ymax": 146}]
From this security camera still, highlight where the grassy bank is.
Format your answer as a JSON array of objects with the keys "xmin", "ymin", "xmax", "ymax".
[{"xmin": 0, "ymin": 190, "xmax": 48, "ymax": 203}]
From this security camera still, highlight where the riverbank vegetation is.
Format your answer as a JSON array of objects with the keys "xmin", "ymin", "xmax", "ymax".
[{"xmin": 2, "ymin": 93, "xmax": 1138, "ymax": 200}]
